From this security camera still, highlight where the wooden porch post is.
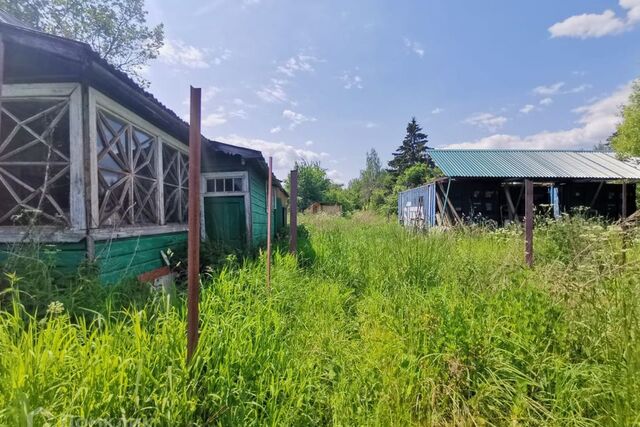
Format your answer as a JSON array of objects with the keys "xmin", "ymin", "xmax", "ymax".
[
  {"xmin": 187, "ymin": 87, "xmax": 201, "ymax": 363},
  {"xmin": 622, "ymin": 182, "xmax": 628, "ymax": 220},
  {"xmin": 0, "ymin": 35, "xmax": 4, "ymax": 133},
  {"xmin": 289, "ymin": 168, "xmax": 298, "ymax": 254},
  {"xmin": 524, "ymin": 179, "xmax": 534, "ymax": 267}
]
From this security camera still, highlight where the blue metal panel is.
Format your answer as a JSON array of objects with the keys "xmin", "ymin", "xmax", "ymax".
[
  {"xmin": 398, "ymin": 183, "xmax": 436, "ymax": 228},
  {"xmin": 427, "ymin": 150, "xmax": 640, "ymax": 180},
  {"xmin": 549, "ymin": 186, "xmax": 560, "ymax": 218}
]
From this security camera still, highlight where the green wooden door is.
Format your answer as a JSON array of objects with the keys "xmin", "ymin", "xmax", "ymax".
[{"xmin": 204, "ymin": 196, "xmax": 246, "ymax": 249}]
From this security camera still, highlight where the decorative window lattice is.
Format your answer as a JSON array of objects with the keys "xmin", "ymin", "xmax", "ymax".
[
  {"xmin": 96, "ymin": 109, "xmax": 158, "ymax": 226},
  {"xmin": 163, "ymin": 144, "xmax": 188, "ymax": 224},
  {"xmin": 0, "ymin": 97, "xmax": 71, "ymax": 226}
]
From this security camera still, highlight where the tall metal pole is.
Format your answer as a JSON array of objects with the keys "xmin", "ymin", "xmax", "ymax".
[
  {"xmin": 266, "ymin": 157, "xmax": 273, "ymax": 291},
  {"xmin": 187, "ymin": 87, "xmax": 201, "ymax": 363},
  {"xmin": 524, "ymin": 179, "xmax": 534, "ymax": 267},
  {"xmin": 289, "ymin": 168, "xmax": 298, "ymax": 254}
]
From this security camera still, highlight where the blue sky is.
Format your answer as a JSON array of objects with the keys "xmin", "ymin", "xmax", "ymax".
[{"xmin": 143, "ymin": 0, "xmax": 640, "ymax": 183}]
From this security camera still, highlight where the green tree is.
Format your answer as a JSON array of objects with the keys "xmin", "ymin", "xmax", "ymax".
[
  {"xmin": 358, "ymin": 149, "xmax": 385, "ymax": 207},
  {"xmin": 388, "ymin": 117, "xmax": 432, "ymax": 175},
  {"xmin": 0, "ymin": 0, "xmax": 164, "ymax": 86},
  {"xmin": 611, "ymin": 80, "xmax": 640, "ymax": 156},
  {"xmin": 286, "ymin": 161, "xmax": 332, "ymax": 211}
]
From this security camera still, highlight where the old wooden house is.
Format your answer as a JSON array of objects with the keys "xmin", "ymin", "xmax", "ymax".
[
  {"xmin": 399, "ymin": 150, "xmax": 640, "ymax": 228},
  {"xmin": 0, "ymin": 13, "xmax": 287, "ymax": 283}
]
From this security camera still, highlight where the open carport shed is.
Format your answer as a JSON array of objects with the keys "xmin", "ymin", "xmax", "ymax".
[{"xmin": 398, "ymin": 150, "xmax": 640, "ymax": 229}]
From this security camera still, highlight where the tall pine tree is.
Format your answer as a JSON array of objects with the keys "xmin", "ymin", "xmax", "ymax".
[{"xmin": 388, "ymin": 117, "xmax": 432, "ymax": 175}]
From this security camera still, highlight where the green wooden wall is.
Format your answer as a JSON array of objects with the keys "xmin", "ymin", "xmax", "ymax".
[
  {"xmin": 95, "ymin": 232, "xmax": 187, "ymax": 284},
  {"xmin": 0, "ymin": 232, "xmax": 187, "ymax": 284},
  {"xmin": 0, "ymin": 241, "xmax": 87, "ymax": 274},
  {"xmin": 250, "ymin": 167, "xmax": 268, "ymax": 247}
]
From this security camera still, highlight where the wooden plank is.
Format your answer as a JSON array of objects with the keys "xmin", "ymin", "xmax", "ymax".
[
  {"xmin": 503, "ymin": 186, "xmax": 516, "ymax": 222},
  {"xmin": 69, "ymin": 85, "xmax": 87, "ymax": 231},
  {"xmin": 589, "ymin": 181, "xmax": 604, "ymax": 209},
  {"xmin": 94, "ymin": 233, "xmax": 187, "ymax": 258},
  {"xmin": 524, "ymin": 179, "xmax": 534, "ymax": 267},
  {"xmin": 434, "ymin": 190, "xmax": 446, "ymax": 226},
  {"xmin": 622, "ymin": 182, "xmax": 628, "ymax": 220},
  {"xmin": 437, "ymin": 180, "xmax": 461, "ymax": 225},
  {"xmin": 0, "ymin": 35, "xmax": 4, "ymax": 140}
]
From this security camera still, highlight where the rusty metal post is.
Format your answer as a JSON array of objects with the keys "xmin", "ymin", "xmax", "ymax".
[
  {"xmin": 266, "ymin": 157, "xmax": 273, "ymax": 291},
  {"xmin": 289, "ymin": 168, "xmax": 298, "ymax": 254},
  {"xmin": 524, "ymin": 179, "xmax": 534, "ymax": 267},
  {"xmin": 187, "ymin": 87, "xmax": 201, "ymax": 363}
]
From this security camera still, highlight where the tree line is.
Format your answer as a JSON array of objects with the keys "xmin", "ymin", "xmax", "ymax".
[
  {"xmin": 287, "ymin": 117, "xmax": 441, "ymax": 214},
  {"xmin": 293, "ymin": 79, "xmax": 640, "ymax": 215}
]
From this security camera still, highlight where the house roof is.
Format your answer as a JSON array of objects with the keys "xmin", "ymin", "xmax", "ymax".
[
  {"xmin": 427, "ymin": 149, "xmax": 640, "ymax": 180},
  {"xmin": 0, "ymin": 10, "xmax": 287, "ymax": 192}
]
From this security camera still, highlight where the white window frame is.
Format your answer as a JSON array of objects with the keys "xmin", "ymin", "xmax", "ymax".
[
  {"xmin": 200, "ymin": 171, "xmax": 251, "ymax": 245},
  {"xmin": 88, "ymin": 88, "xmax": 189, "ymax": 240},
  {"xmin": 0, "ymin": 83, "xmax": 86, "ymax": 242}
]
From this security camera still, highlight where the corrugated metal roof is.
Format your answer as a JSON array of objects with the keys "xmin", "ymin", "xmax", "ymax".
[{"xmin": 427, "ymin": 150, "xmax": 640, "ymax": 180}]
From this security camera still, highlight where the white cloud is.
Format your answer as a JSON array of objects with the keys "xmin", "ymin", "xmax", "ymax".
[
  {"xmin": 327, "ymin": 169, "xmax": 345, "ymax": 185},
  {"xmin": 340, "ymin": 71, "xmax": 363, "ymax": 89},
  {"xmin": 567, "ymin": 84, "xmax": 592, "ymax": 93},
  {"xmin": 540, "ymin": 97, "xmax": 554, "ymax": 106},
  {"xmin": 464, "ymin": 112, "xmax": 508, "ymax": 132},
  {"xmin": 549, "ymin": 0, "xmax": 640, "ymax": 38},
  {"xmin": 201, "ymin": 113, "xmax": 227, "ymax": 128},
  {"xmin": 364, "ymin": 121, "xmax": 378, "ymax": 129},
  {"xmin": 202, "ymin": 86, "xmax": 221, "ymax": 102},
  {"xmin": 269, "ymin": 126, "xmax": 282, "ymax": 134},
  {"xmin": 215, "ymin": 134, "xmax": 328, "ymax": 179},
  {"xmin": 212, "ymin": 49, "xmax": 232, "ymax": 65},
  {"xmin": 533, "ymin": 82, "xmax": 565, "ymax": 96},
  {"xmin": 445, "ymin": 82, "xmax": 632, "ymax": 150},
  {"xmin": 431, "ymin": 107, "xmax": 444, "ymax": 114},
  {"xmin": 520, "ymin": 104, "xmax": 536, "ymax": 114},
  {"xmin": 159, "ymin": 39, "xmax": 211, "ymax": 69},
  {"xmin": 404, "ymin": 38, "xmax": 425, "ymax": 57},
  {"xmin": 257, "ymin": 79, "xmax": 289, "ymax": 103},
  {"xmin": 305, "ymin": 140, "xmax": 314, "ymax": 146},
  {"xmin": 282, "ymin": 109, "xmax": 316, "ymax": 130},
  {"xmin": 277, "ymin": 54, "xmax": 320, "ymax": 77},
  {"xmin": 229, "ymin": 109, "xmax": 248, "ymax": 119}
]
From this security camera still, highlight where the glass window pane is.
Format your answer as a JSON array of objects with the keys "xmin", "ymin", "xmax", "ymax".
[
  {"xmin": 225, "ymin": 178, "xmax": 233, "ymax": 192},
  {"xmin": 233, "ymin": 178, "xmax": 243, "ymax": 192},
  {"xmin": 215, "ymin": 179, "xmax": 224, "ymax": 192},
  {"xmin": 207, "ymin": 179, "xmax": 216, "ymax": 193}
]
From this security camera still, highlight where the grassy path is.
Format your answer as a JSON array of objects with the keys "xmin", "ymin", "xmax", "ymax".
[{"xmin": 1, "ymin": 214, "xmax": 639, "ymax": 425}]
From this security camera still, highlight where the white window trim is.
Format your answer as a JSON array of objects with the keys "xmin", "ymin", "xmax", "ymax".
[
  {"xmin": 201, "ymin": 171, "xmax": 248, "ymax": 196},
  {"xmin": 88, "ymin": 88, "xmax": 190, "ymax": 237},
  {"xmin": 200, "ymin": 171, "xmax": 252, "ymax": 246},
  {"xmin": 0, "ymin": 83, "xmax": 86, "ymax": 234}
]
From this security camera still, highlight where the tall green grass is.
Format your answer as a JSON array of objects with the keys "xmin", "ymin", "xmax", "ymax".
[{"xmin": 1, "ymin": 213, "xmax": 639, "ymax": 425}]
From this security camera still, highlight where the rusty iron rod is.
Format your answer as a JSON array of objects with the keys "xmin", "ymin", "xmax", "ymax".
[
  {"xmin": 187, "ymin": 86, "xmax": 201, "ymax": 363},
  {"xmin": 266, "ymin": 157, "xmax": 273, "ymax": 291},
  {"xmin": 289, "ymin": 168, "xmax": 298, "ymax": 254},
  {"xmin": 524, "ymin": 179, "xmax": 534, "ymax": 267}
]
